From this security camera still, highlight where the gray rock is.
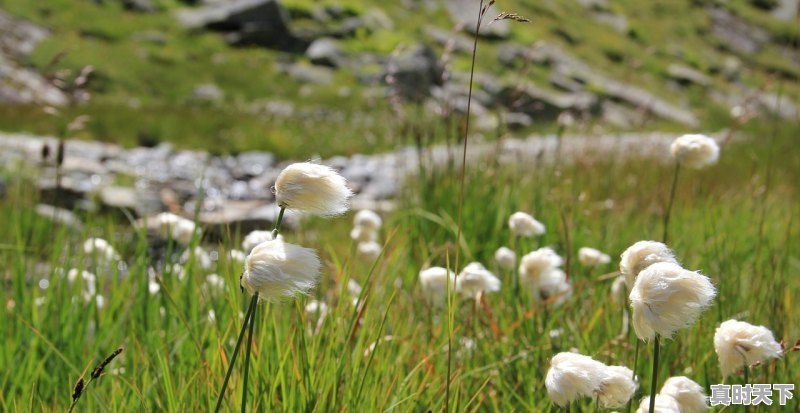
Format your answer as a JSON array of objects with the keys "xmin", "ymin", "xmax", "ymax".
[
  {"xmin": 499, "ymin": 84, "xmax": 598, "ymax": 121},
  {"xmin": 363, "ymin": 8, "xmax": 394, "ymax": 31},
  {"xmin": 100, "ymin": 186, "xmax": 139, "ymax": 210},
  {"xmin": 709, "ymin": 7, "xmax": 769, "ymax": 55},
  {"xmin": 285, "ymin": 63, "xmax": 334, "ymax": 84},
  {"xmin": 504, "ymin": 112, "xmax": 533, "ymax": 130},
  {"xmin": 306, "ymin": 38, "xmax": 346, "ymax": 67},
  {"xmin": 666, "ymin": 64, "xmax": 711, "ymax": 87},
  {"xmin": 0, "ymin": 11, "xmax": 48, "ymax": 57},
  {"xmin": 122, "ymin": 0, "xmax": 158, "ymax": 12},
  {"xmin": 445, "ymin": 0, "xmax": 510, "ymax": 39},
  {"xmin": 35, "ymin": 204, "xmax": 84, "ymax": 230},
  {"xmin": 387, "ymin": 44, "xmax": 443, "ymax": 102},
  {"xmin": 591, "ymin": 11, "xmax": 627, "ymax": 33},
  {"xmin": 190, "ymin": 83, "xmax": 224, "ymax": 102},
  {"xmin": 235, "ymin": 151, "xmax": 275, "ymax": 178},
  {"xmin": 176, "ymin": 0, "xmax": 304, "ymax": 51},
  {"xmin": 424, "ymin": 26, "xmax": 473, "ymax": 54},
  {"xmin": 770, "ymin": 0, "xmax": 798, "ymax": 21}
]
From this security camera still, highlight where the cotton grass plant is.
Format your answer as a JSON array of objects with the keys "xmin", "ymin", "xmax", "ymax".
[{"xmin": 213, "ymin": 161, "xmax": 352, "ymax": 412}]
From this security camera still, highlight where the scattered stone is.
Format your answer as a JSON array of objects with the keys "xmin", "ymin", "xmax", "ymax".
[
  {"xmin": 424, "ymin": 26, "xmax": 473, "ymax": 54},
  {"xmin": 498, "ymin": 84, "xmax": 598, "ymax": 121},
  {"xmin": 35, "ymin": 204, "xmax": 84, "ymax": 230},
  {"xmin": 306, "ymin": 38, "xmax": 346, "ymax": 67},
  {"xmin": 666, "ymin": 64, "xmax": 711, "ymax": 87},
  {"xmin": 709, "ymin": 7, "xmax": 769, "ymax": 55},
  {"xmin": 504, "ymin": 112, "xmax": 533, "ymax": 130},
  {"xmin": 285, "ymin": 63, "xmax": 334, "ymax": 84},
  {"xmin": 387, "ymin": 44, "xmax": 443, "ymax": 102},
  {"xmin": 190, "ymin": 83, "xmax": 224, "ymax": 102},
  {"xmin": 445, "ymin": 0, "xmax": 510, "ymax": 39}
]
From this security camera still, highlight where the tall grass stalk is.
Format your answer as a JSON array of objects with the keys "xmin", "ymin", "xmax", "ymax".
[{"xmin": 662, "ymin": 163, "xmax": 681, "ymax": 244}]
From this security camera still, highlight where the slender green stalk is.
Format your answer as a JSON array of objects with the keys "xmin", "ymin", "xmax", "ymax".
[
  {"xmin": 626, "ymin": 338, "xmax": 640, "ymax": 413},
  {"xmin": 648, "ymin": 335, "xmax": 661, "ymax": 413},
  {"xmin": 662, "ymin": 162, "xmax": 681, "ymax": 244},
  {"xmin": 214, "ymin": 295, "xmax": 258, "ymax": 413},
  {"xmin": 241, "ymin": 293, "xmax": 259, "ymax": 413},
  {"xmin": 447, "ymin": 1, "xmax": 485, "ymax": 411}
]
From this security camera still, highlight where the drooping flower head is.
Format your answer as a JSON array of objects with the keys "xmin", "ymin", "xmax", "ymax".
[
  {"xmin": 659, "ymin": 376, "xmax": 708, "ymax": 413},
  {"xmin": 456, "ymin": 262, "xmax": 501, "ymax": 298},
  {"xmin": 545, "ymin": 352, "xmax": 607, "ymax": 407},
  {"xmin": 620, "ymin": 241, "xmax": 678, "ymax": 287},
  {"xmin": 83, "ymin": 238, "xmax": 120, "ymax": 262},
  {"xmin": 418, "ymin": 266, "xmax": 456, "ymax": 305},
  {"xmin": 578, "ymin": 247, "xmax": 611, "ymax": 267},
  {"xmin": 508, "ymin": 211, "xmax": 546, "ymax": 237},
  {"xmin": 494, "ymin": 246, "xmax": 516, "ymax": 270},
  {"xmin": 597, "ymin": 365, "xmax": 637, "ymax": 408},
  {"xmin": 241, "ymin": 238, "xmax": 321, "ymax": 300},
  {"xmin": 635, "ymin": 394, "xmax": 681, "ymax": 413},
  {"xmin": 629, "ymin": 262, "xmax": 716, "ymax": 340},
  {"xmin": 713, "ymin": 319, "xmax": 782, "ymax": 377},
  {"xmin": 274, "ymin": 162, "xmax": 352, "ymax": 216},
  {"xmin": 670, "ymin": 134, "xmax": 720, "ymax": 169},
  {"xmin": 353, "ymin": 209, "xmax": 382, "ymax": 230},
  {"xmin": 242, "ymin": 230, "xmax": 283, "ymax": 254}
]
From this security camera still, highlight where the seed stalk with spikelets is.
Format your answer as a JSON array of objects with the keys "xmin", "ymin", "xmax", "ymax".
[{"xmin": 68, "ymin": 347, "xmax": 123, "ymax": 413}]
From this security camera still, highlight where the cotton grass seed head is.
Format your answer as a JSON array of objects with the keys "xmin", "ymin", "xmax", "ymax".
[
  {"xmin": 636, "ymin": 394, "xmax": 681, "ymax": 413},
  {"xmin": 519, "ymin": 247, "xmax": 564, "ymax": 287},
  {"xmin": 357, "ymin": 241, "xmax": 382, "ymax": 261},
  {"xmin": 611, "ymin": 275, "xmax": 626, "ymax": 304},
  {"xmin": 494, "ymin": 246, "xmax": 516, "ymax": 270},
  {"xmin": 714, "ymin": 319, "xmax": 782, "ymax": 377},
  {"xmin": 597, "ymin": 365, "xmax": 637, "ymax": 408},
  {"xmin": 545, "ymin": 352, "xmax": 607, "ymax": 407},
  {"xmin": 353, "ymin": 209, "xmax": 382, "ymax": 230},
  {"xmin": 274, "ymin": 162, "xmax": 352, "ymax": 216},
  {"xmin": 419, "ymin": 266, "xmax": 456, "ymax": 305},
  {"xmin": 620, "ymin": 240, "xmax": 678, "ymax": 287},
  {"xmin": 534, "ymin": 269, "xmax": 572, "ymax": 307},
  {"xmin": 659, "ymin": 376, "xmax": 708, "ymax": 413},
  {"xmin": 670, "ymin": 134, "xmax": 720, "ymax": 169},
  {"xmin": 456, "ymin": 262, "xmax": 501, "ymax": 298},
  {"xmin": 508, "ymin": 211, "xmax": 545, "ymax": 237},
  {"xmin": 242, "ymin": 230, "xmax": 282, "ymax": 254},
  {"xmin": 153, "ymin": 212, "xmax": 197, "ymax": 246},
  {"xmin": 241, "ymin": 238, "xmax": 321, "ymax": 301},
  {"xmin": 350, "ymin": 226, "xmax": 378, "ymax": 242},
  {"xmin": 578, "ymin": 247, "xmax": 611, "ymax": 267},
  {"xmin": 83, "ymin": 238, "xmax": 120, "ymax": 262},
  {"xmin": 629, "ymin": 262, "xmax": 716, "ymax": 340}
]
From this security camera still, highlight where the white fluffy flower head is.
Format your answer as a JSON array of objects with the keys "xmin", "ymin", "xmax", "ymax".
[
  {"xmin": 636, "ymin": 394, "xmax": 681, "ymax": 413},
  {"xmin": 534, "ymin": 269, "xmax": 572, "ymax": 307},
  {"xmin": 519, "ymin": 247, "xmax": 564, "ymax": 287},
  {"xmin": 242, "ymin": 230, "xmax": 282, "ymax": 254},
  {"xmin": 153, "ymin": 212, "xmax": 198, "ymax": 246},
  {"xmin": 494, "ymin": 246, "xmax": 516, "ymax": 270},
  {"xmin": 508, "ymin": 211, "xmax": 545, "ymax": 237},
  {"xmin": 629, "ymin": 262, "xmax": 716, "ymax": 340},
  {"xmin": 578, "ymin": 247, "xmax": 611, "ymax": 267},
  {"xmin": 620, "ymin": 240, "xmax": 678, "ymax": 287},
  {"xmin": 670, "ymin": 134, "xmax": 720, "ymax": 169},
  {"xmin": 597, "ymin": 365, "xmax": 637, "ymax": 408},
  {"xmin": 714, "ymin": 319, "xmax": 782, "ymax": 377},
  {"xmin": 545, "ymin": 352, "xmax": 607, "ymax": 407},
  {"xmin": 357, "ymin": 241, "xmax": 382, "ymax": 261},
  {"xmin": 241, "ymin": 238, "xmax": 321, "ymax": 301},
  {"xmin": 350, "ymin": 226, "xmax": 378, "ymax": 242},
  {"xmin": 83, "ymin": 238, "xmax": 120, "ymax": 262},
  {"xmin": 353, "ymin": 209, "xmax": 382, "ymax": 230},
  {"xmin": 659, "ymin": 376, "xmax": 708, "ymax": 413},
  {"xmin": 275, "ymin": 162, "xmax": 352, "ymax": 216},
  {"xmin": 419, "ymin": 266, "xmax": 456, "ymax": 305},
  {"xmin": 456, "ymin": 262, "xmax": 501, "ymax": 298}
]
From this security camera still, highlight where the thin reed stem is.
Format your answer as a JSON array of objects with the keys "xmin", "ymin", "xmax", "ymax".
[
  {"xmin": 447, "ymin": 1, "xmax": 485, "ymax": 411},
  {"xmin": 648, "ymin": 335, "xmax": 661, "ymax": 413},
  {"xmin": 241, "ymin": 293, "xmax": 259, "ymax": 413},
  {"xmin": 626, "ymin": 339, "xmax": 640, "ymax": 413},
  {"xmin": 214, "ymin": 295, "xmax": 258, "ymax": 413},
  {"xmin": 662, "ymin": 162, "xmax": 681, "ymax": 244}
]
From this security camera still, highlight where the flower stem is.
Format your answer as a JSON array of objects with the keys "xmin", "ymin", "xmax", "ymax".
[
  {"xmin": 648, "ymin": 335, "xmax": 661, "ymax": 413},
  {"xmin": 626, "ymin": 339, "xmax": 640, "ymax": 413},
  {"xmin": 241, "ymin": 293, "xmax": 259, "ymax": 413},
  {"xmin": 272, "ymin": 207, "xmax": 285, "ymax": 239},
  {"xmin": 214, "ymin": 295, "xmax": 258, "ymax": 413},
  {"xmin": 662, "ymin": 162, "xmax": 681, "ymax": 244}
]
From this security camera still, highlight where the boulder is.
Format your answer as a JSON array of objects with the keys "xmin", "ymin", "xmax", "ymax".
[
  {"xmin": 709, "ymin": 7, "xmax": 769, "ymax": 55},
  {"xmin": 306, "ymin": 38, "xmax": 346, "ymax": 67},
  {"xmin": 666, "ymin": 64, "xmax": 711, "ymax": 87},
  {"xmin": 498, "ymin": 84, "xmax": 598, "ymax": 121},
  {"xmin": 386, "ymin": 44, "xmax": 443, "ymax": 102}
]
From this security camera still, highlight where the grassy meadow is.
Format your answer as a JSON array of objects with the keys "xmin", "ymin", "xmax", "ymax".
[{"xmin": 1, "ymin": 117, "xmax": 798, "ymax": 411}]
